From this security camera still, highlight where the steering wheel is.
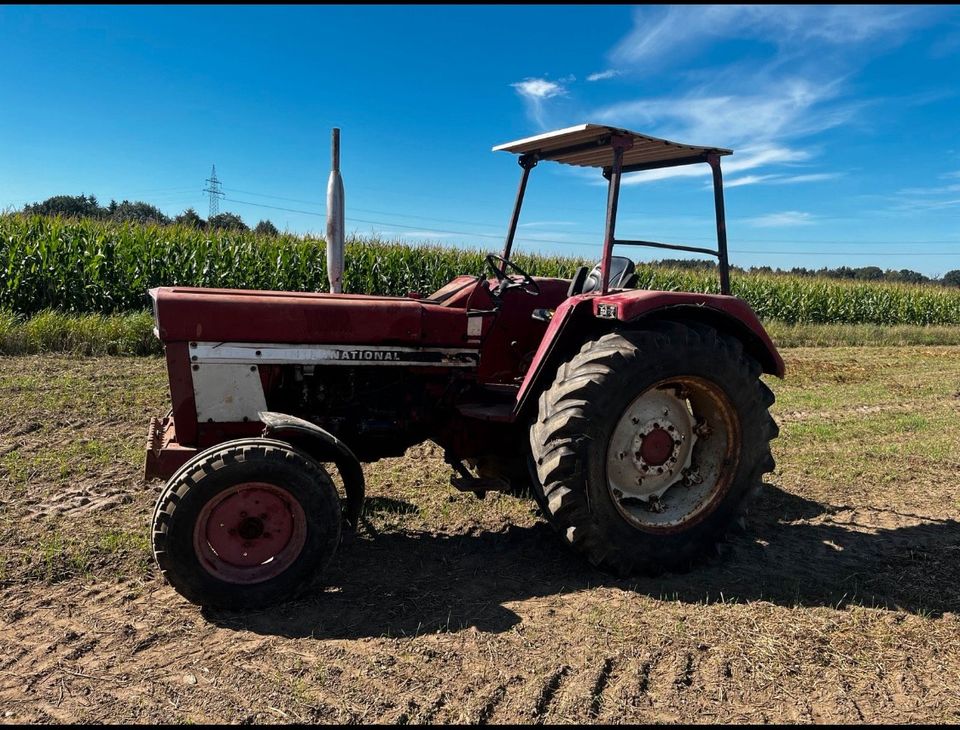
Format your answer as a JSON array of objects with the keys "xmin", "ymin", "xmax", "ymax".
[{"xmin": 485, "ymin": 254, "xmax": 541, "ymax": 296}]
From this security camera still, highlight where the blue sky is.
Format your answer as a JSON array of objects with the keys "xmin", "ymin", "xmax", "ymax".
[{"xmin": 1, "ymin": 5, "xmax": 959, "ymax": 275}]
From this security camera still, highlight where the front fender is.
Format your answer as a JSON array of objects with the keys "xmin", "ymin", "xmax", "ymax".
[{"xmin": 258, "ymin": 411, "xmax": 365, "ymax": 526}]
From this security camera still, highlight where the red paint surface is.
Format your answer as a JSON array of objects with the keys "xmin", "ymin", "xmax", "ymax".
[
  {"xmin": 640, "ymin": 427, "xmax": 674, "ymax": 466},
  {"xmin": 152, "ymin": 286, "xmax": 475, "ymax": 347}
]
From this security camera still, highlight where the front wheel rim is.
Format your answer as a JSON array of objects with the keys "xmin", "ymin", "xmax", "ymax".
[
  {"xmin": 193, "ymin": 482, "xmax": 307, "ymax": 584},
  {"xmin": 605, "ymin": 376, "xmax": 741, "ymax": 533}
]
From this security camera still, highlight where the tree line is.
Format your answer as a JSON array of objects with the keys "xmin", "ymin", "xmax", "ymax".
[
  {"xmin": 18, "ymin": 193, "xmax": 279, "ymax": 236},
  {"xmin": 638, "ymin": 260, "xmax": 960, "ymax": 288}
]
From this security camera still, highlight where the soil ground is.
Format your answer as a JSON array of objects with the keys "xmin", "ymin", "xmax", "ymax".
[{"xmin": 2, "ymin": 347, "xmax": 960, "ymax": 724}]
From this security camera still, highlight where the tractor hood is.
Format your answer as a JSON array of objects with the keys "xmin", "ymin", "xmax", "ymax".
[{"xmin": 148, "ymin": 285, "xmax": 474, "ymax": 348}]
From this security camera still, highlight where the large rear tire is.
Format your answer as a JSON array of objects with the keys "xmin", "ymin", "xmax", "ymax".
[
  {"xmin": 529, "ymin": 322, "xmax": 777, "ymax": 575},
  {"xmin": 152, "ymin": 438, "xmax": 342, "ymax": 609}
]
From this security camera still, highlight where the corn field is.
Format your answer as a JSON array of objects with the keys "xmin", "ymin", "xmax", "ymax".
[{"xmin": 4, "ymin": 214, "xmax": 960, "ymax": 325}]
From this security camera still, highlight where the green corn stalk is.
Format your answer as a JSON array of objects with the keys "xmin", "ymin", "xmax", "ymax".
[{"xmin": 3, "ymin": 213, "xmax": 960, "ymax": 325}]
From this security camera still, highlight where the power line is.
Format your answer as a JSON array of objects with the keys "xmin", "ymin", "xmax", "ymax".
[
  {"xmin": 222, "ymin": 197, "xmax": 960, "ymax": 256},
  {"xmin": 224, "ymin": 188, "xmax": 326, "ymax": 207},
  {"xmin": 223, "ymin": 197, "xmax": 325, "ymax": 217},
  {"xmin": 225, "ymin": 188, "xmax": 507, "ymax": 230},
  {"xmin": 223, "ymin": 187, "xmax": 960, "ymax": 247}
]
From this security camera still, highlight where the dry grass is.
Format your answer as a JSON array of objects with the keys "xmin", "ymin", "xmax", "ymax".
[{"xmin": 1, "ymin": 349, "xmax": 959, "ymax": 723}]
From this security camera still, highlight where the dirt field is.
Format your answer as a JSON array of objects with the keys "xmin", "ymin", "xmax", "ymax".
[{"xmin": 2, "ymin": 347, "xmax": 960, "ymax": 724}]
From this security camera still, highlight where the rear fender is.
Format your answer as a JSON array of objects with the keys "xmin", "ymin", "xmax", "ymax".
[
  {"xmin": 513, "ymin": 290, "xmax": 784, "ymax": 419},
  {"xmin": 258, "ymin": 411, "xmax": 365, "ymax": 527}
]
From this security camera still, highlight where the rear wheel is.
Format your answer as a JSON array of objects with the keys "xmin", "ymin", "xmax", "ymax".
[
  {"xmin": 529, "ymin": 322, "xmax": 777, "ymax": 575},
  {"xmin": 152, "ymin": 438, "xmax": 341, "ymax": 608}
]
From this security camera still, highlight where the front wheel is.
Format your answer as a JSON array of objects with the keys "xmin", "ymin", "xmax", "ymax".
[
  {"xmin": 152, "ymin": 438, "xmax": 342, "ymax": 608},
  {"xmin": 529, "ymin": 322, "xmax": 777, "ymax": 575}
]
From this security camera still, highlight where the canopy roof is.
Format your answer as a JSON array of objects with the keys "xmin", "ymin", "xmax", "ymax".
[{"xmin": 493, "ymin": 123, "xmax": 732, "ymax": 171}]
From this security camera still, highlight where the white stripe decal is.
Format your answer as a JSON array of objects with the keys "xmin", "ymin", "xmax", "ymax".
[{"xmin": 191, "ymin": 342, "xmax": 479, "ymax": 367}]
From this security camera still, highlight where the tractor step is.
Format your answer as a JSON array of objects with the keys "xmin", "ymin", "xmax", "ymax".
[{"xmin": 456, "ymin": 403, "xmax": 514, "ymax": 422}]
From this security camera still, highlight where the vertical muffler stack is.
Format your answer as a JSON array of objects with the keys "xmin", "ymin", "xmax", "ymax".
[{"xmin": 326, "ymin": 127, "xmax": 345, "ymax": 294}]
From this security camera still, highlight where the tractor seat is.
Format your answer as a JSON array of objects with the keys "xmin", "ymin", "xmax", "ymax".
[{"xmin": 568, "ymin": 255, "xmax": 637, "ymax": 296}]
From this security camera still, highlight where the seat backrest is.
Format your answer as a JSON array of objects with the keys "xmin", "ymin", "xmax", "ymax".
[
  {"xmin": 567, "ymin": 266, "xmax": 588, "ymax": 298},
  {"xmin": 579, "ymin": 256, "xmax": 636, "ymax": 294}
]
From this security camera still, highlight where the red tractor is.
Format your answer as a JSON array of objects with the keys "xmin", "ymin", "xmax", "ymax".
[{"xmin": 146, "ymin": 124, "xmax": 783, "ymax": 608}]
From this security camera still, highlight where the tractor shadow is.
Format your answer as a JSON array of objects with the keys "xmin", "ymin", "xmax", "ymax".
[{"xmin": 206, "ymin": 484, "xmax": 960, "ymax": 640}]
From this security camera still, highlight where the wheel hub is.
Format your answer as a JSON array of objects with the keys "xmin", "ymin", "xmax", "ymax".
[
  {"xmin": 636, "ymin": 423, "xmax": 678, "ymax": 467},
  {"xmin": 237, "ymin": 516, "xmax": 265, "ymax": 541},
  {"xmin": 607, "ymin": 387, "xmax": 698, "ymax": 502},
  {"xmin": 604, "ymin": 376, "xmax": 740, "ymax": 532},
  {"xmin": 194, "ymin": 482, "xmax": 307, "ymax": 583}
]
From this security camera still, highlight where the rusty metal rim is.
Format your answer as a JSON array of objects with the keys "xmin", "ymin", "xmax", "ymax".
[{"xmin": 605, "ymin": 376, "xmax": 741, "ymax": 534}]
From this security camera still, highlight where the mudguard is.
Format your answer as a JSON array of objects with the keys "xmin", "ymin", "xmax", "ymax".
[
  {"xmin": 258, "ymin": 411, "xmax": 365, "ymax": 526},
  {"xmin": 514, "ymin": 290, "xmax": 784, "ymax": 418}
]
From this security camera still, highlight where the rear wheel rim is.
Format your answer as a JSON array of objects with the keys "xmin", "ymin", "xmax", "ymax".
[
  {"xmin": 193, "ymin": 482, "xmax": 307, "ymax": 584},
  {"xmin": 605, "ymin": 376, "xmax": 740, "ymax": 533}
]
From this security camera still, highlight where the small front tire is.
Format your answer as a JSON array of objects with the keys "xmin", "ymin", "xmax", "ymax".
[{"xmin": 152, "ymin": 438, "xmax": 342, "ymax": 609}]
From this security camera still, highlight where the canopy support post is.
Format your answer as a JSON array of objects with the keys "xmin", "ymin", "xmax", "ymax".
[{"xmin": 500, "ymin": 154, "xmax": 538, "ymax": 271}]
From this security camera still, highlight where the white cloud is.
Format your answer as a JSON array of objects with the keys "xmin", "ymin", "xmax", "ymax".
[
  {"xmin": 610, "ymin": 5, "xmax": 933, "ymax": 69},
  {"xmin": 775, "ymin": 173, "xmax": 843, "ymax": 184},
  {"xmin": 724, "ymin": 172, "xmax": 842, "ymax": 188},
  {"xmin": 587, "ymin": 69, "xmax": 620, "ymax": 82},
  {"xmin": 508, "ymin": 5, "xmax": 941, "ymax": 199},
  {"xmin": 511, "ymin": 78, "xmax": 565, "ymax": 100},
  {"xmin": 617, "ymin": 144, "xmax": 810, "ymax": 186},
  {"xmin": 897, "ymin": 183, "xmax": 960, "ymax": 196},
  {"xmin": 510, "ymin": 77, "xmax": 568, "ymax": 128},
  {"xmin": 885, "ymin": 174, "xmax": 960, "ymax": 212},
  {"xmin": 724, "ymin": 175, "xmax": 779, "ymax": 189},
  {"xmin": 726, "ymin": 146, "xmax": 811, "ymax": 171},
  {"xmin": 593, "ymin": 80, "xmax": 853, "ymax": 148},
  {"xmin": 567, "ymin": 5, "xmax": 941, "ymax": 194},
  {"xmin": 743, "ymin": 211, "xmax": 816, "ymax": 228}
]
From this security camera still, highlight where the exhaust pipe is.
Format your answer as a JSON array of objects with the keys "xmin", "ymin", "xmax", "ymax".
[{"xmin": 326, "ymin": 128, "xmax": 345, "ymax": 294}]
